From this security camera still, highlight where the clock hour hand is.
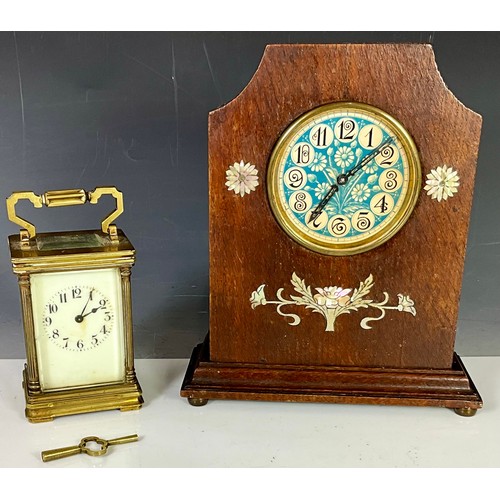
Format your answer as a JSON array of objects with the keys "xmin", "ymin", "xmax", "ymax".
[
  {"xmin": 308, "ymin": 136, "xmax": 394, "ymax": 224},
  {"xmin": 81, "ymin": 306, "xmax": 104, "ymax": 319},
  {"xmin": 308, "ymin": 183, "xmax": 339, "ymax": 223},
  {"xmin": 75, "ymin": 307, "xmax": 103, "ymax": 323}
]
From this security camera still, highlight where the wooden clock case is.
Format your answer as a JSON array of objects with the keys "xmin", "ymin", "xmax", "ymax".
[{"xmin": 181, "ymin": 44, "xmax": 483, "ymax": 415}]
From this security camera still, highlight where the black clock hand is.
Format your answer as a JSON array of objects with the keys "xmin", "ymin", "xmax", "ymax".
[
  {"xmin": 75, "ymin": 290, "xmax": 96, "ymax": 323},
  {"xmin": 308, "ymin": 136, "xmax": 395, "ymax": 224},
  {"xmin": 81, "ymin": 306, "xmax": 104, "ymax": 318},
  {"xmin": 75, "ymin": 306, "xmax": 104, "ymax": 323},
  {"xmin": 79, "ymin": 290, "xmax": 93, "ymax": 315},
  {"xmin": 308, "ymin": 183, "xmax": 340, "ymax": 224}
]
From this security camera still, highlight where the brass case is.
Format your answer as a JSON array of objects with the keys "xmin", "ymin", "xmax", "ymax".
[{"xmin": 8, "ymin": 229, "xmax": 143, "ymax": 422}]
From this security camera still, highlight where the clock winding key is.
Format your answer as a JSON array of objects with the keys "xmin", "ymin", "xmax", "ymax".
[{"xmin": 41, "ymin": 434, "xmax": 139, "ymax": 462}]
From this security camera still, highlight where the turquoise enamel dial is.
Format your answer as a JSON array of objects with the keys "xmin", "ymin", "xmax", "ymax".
[{"xmin": 267, "ymin": 102, "xmax": 421, "ymax": 255}]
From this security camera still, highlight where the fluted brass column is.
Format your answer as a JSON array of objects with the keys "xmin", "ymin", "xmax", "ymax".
[
  {"xmin": 120, "ymin": 266, "xmax": 136, "ymax": 383},
  {"xmin": 18, "ymin": 273, "xmax": 41, "ymax": 393}
]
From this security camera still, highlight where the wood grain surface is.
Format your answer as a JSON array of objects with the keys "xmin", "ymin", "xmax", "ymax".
[{"xmin": 207, "ymin": 44, "xmax": 482, "ymax": 370}]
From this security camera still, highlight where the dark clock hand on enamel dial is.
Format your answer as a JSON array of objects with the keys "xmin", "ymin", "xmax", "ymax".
[
  {"xmin": 81, "ymin": 306, "xmax": 104, "ymax": 318},
  {"xmin": 74, "ymin": 289, "xmax": 95, "ymax": 323},
  {"xmin": 308, "ymin": 136, "xmax": 395, "ymax": 224},
  {"xmin": 75, "ymin": 306, "xmax": 104, "ymax": 323}
]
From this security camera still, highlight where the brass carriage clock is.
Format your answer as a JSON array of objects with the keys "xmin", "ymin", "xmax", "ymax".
[
  {"xmin": 6, "ymin": 187, "xmax": 143, "ymax": 422},
  {"xmin": 181, "ymin": 44, "xmax": 483, "ymax": 415}
]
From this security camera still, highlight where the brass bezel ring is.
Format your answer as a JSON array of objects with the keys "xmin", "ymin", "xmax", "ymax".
[{"xmin": 267, "ymin": 101, "xmax": 421, "ymax": 256}]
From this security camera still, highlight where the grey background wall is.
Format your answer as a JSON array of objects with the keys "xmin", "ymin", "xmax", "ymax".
[{"xmin": 0, "ymin": 31, "xmax": 498, "ymax": 359}]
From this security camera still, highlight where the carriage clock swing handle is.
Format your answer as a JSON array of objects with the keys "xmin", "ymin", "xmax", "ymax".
[{"xmin": 6, "ymin": 187, "xmax": 124, "ymax": 246}]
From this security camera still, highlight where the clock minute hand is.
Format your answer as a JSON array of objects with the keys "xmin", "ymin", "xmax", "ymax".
[
  {"xmin": 75, "ymin": 289, "xmax": 94, "ymax": 323},
  {"xmin": 308, "ymin": 136, "xmax": 395, "ymax": 225},
  {"xmin": 79, "ymin": 289, "xmax": 94, "ymax": 316}
]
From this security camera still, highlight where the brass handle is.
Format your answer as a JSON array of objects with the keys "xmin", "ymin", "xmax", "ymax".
[
  {"xmin": 43, "ymin": 189, "xmax": 87, "ymax": 207},
  {"xmin": 6, "ymin": 187, "xmax": 124, "ymax": 243}
]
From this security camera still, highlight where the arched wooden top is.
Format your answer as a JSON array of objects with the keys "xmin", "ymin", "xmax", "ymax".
[{"xmin": 210, "ymin": 44, "xmax": 481, "ymax": 137}]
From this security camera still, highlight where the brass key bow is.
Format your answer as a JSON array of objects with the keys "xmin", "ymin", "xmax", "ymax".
[{"xmin": 41, "ymin": 434, "xmax": 139, "ymax": 462}]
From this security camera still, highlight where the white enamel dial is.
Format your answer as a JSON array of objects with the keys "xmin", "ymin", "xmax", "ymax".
[
  {"xmin": 43, "ymin": 285, "xmax": 114, "ymax": 352},
  {"xmin": 30, "ymin": 268, "xmax": 125, "ymax": 391}
]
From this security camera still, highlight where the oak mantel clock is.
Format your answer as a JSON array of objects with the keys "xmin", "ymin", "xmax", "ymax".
[
  {"xmin": 7, "ymin": 187, "xmax": 143, "ymax": 422},
  {"xmin": 181, "ymin": 44, "xmax": 483, "ymax": 416}
]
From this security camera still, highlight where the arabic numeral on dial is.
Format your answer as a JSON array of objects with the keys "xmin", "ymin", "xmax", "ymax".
[
  {"xmin": 291, "ymin": 142, "xmax": 313, "ymax": 166},
  {"xmin": 352, "ymin": 210, "xmax": 375, "ymax": 232},
  {"xmin": 309, "ymin": 124, "xmax": 333, "ymax": 149},
  {"xmin": 99, "ymin": 299, "xmax": 107, "ymax": 308},
  {"xmin": 335, "ymin": 118, "xmax": 358, "ymax": 142},
  {"xmin": 289, "ymin": 190, "xmax": 312, "ymax": 213},
  {"xmin": 366, "ymin": 128, "xmax": 374, "ymax": 147},
  {"xmin": 284, "ymin": 167, "xmax": 307, "ymax": 190},
  {"xmin": 328, "ymin": 216, "xmax": 351, "ymax": 237},
  {"xmin": 305, "ymin": 209, "xmax": 328, "ymax": 231},
  {"xmin": 295, "ymin": 145, "xmax": 309, "ymax": 164},
  {"xmin": 376, "ymin": 145, "xmax": 399, "ymax": 167},
  {"xmin": 358, "ymin": 125, "xmax": 383, "ymax": 150},
  {"xmin": 72, "ymin": 287, "xmax": 81, "ymax": 299},
  {"xmin": 77, "ymin": 339, "xmax": 84, "ymax": 349},
  {"xmin": 48, "ymin": 303, "xmax": 58, "ymax": 314},
  {"xmin": 43, "ymin": 316, "xmax": 52, "ymax": 327},
  {"xmin": 100, "ymin": 325, "xmax": 109, "ymax": 336},
  {"xmin": 294, "ymin": 193, "xmax": 308, "ymax": 212},
  {"xmin": 375, "ymin": 196, "xmax": 388, "ymax": 213},
  {"xmin": 92, "ymin": 334, "xmax": 99, "ymax": 345},
  {"xmin": 379, "ymin": 169, "xmax": 403, "ymax": 193},
  {"xmin": 52, "ymin": 329, "xmax": 59, "ymax": 339},
  {"xmin": 370, "ymin": 192, "xmax": 395, "ymax": 216}
]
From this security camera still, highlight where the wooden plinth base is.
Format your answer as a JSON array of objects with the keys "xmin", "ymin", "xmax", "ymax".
[
  {"xmin": 180, "ymin": 339, "xmax": 482, "ymax": 416},
  {"xmin": 23, "ymin": 368, "xmax": 144, "ymax": 423}
]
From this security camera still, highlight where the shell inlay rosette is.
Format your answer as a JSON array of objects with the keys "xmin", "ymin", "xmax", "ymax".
[
  {"xmin": 424, "ymin": 165, "xmax": 460, "ymax": 202},
  {"xmin": 225, "ymin": 161, "xmax": 259, "ymax": 197}
]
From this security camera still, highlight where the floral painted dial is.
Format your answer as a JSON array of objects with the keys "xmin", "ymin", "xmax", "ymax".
[
  {"xmin": 42, "ymin": 285, "xmax": 114, "ymax": 352},
  {"xmin": 267, "ymin": 102, "xmax": 421, "ymax": 255}
]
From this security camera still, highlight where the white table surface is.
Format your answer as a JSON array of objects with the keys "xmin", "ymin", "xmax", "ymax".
[{"xmin": 0, "ymin": 356, "xmax": 498, "ymax": 468}]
